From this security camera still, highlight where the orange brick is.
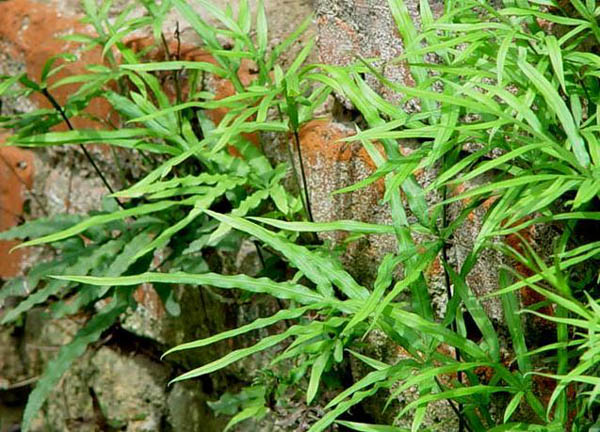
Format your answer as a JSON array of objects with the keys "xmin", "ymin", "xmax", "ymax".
[{"xmin": 0, "ymin": 135, "xmax": 34, "ymax": 277}]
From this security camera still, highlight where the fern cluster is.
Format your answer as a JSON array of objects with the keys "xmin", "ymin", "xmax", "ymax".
[{"xmin": 1, "ymin": 0, "xmax": 599, "ymax": 431}]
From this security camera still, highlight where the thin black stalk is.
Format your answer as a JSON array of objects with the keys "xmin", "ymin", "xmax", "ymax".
[
  {"xmin": 160, "ymin": 26, "xmax": 183, "ymax": 105},
  {"xmin": 174, "ymin": 22, "xmax": 183, "ymax": 103},
  {"xmin": 253, "ymin": 240, "xmax": 266, "ymax": 268},
  {"xmin": 441, "ymin": 155, "xmax": 465, "ymax": 432},
  {"xmin": 292, "ymin": 128, "xmax": 314, "ymax": 223},
  {"xmin": 41, "ymin": 88, "xmax": 125, "ymax": 209},
  {"xmin": 275, "ymin": 105, "xmax": 313, "ymax": 226},
  {"xmin": 434, "ymin": 376, "xmax": 473, "ymax": 432},
  {"xmin": 160, "ymin": 32, "xmax": 179, "ymax": 132}
]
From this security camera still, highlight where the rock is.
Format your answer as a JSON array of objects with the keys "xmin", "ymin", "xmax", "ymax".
[
  {"xmin": 23, "ymin": 309, "xmax": 86, "ymax": 377},
  {"xmin": 19, "ymin": 309, "xmax": 94, "ymax": 431},
  {"xmin": 293, "ymin": 118, "xmax": 398, "ymax": 285},
  {"xmin": 40, "ymin": 357, "xmax": 96, "ymax": 432},
  {"xmin": 0, "ymin": 326, "xmax": 27, "ymax": 390},
  {"xmin": 89, "ymin": 347, "xmax": 170, "ymax": 431},
  {"xmin": 167, "ymin": 381, "xmax": 227, "ymax": 432},
  {"xmin": 314, "ymin": 0, "xmax": 444, "ymax": 108}
]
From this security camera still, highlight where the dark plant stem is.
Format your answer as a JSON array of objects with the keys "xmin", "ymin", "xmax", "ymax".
[
  {"xmin": 292, "ymin": 129, "xmax": 313, "ymax": 223},
  {"xmin": 276, "ymin": 105, "xmax": 315, "ymax": 228},
  {"xmin": 441, "ymin": 156, "xmax": 465, "ymax": 432},
  {"xmin": 253, "ymin": 240, "xmax": 266, "ymax": 268},
  {"xmin": 174, "ymin": 22, "xmax": 183, "ymax": 102},
  {"xmin": 160, "ymin": 26, "xmax": 183, "ymax": 104},
  {"xmin": 434, "ymin": 376, "xmax": 472, "ymax": 432},
  {"xmin": 161, "ymin": 24, "xmax": 184, "ymax": 135},
  {"xmin": 41, "ymin": 88, "xmax": 125, "ymax": 209}
]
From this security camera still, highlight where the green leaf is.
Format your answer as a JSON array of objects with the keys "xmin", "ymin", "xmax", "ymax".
[
  {"xmin": 163, "ymin": 305, "xmax": 318, "ymax": 357},
  {"xmin": 52, "ymin": 272, "xmax": 327, "ymax": 305},
  {"xmin": 336, "ymin": 421, "xmax": 409, "ymax": 432},
  {"xmin": 237, "ymin": 0, "xmax": 251, "ymax": 34},
  {"xmin": 446, "ymin": 265, "xmax": 499, "ymax": 361},
  {"xmin": 397, "ymin": 385, "xmax": 510, "ymax": 419},
  {"xmin": 15, "ymin": 200, "xmax": 186, "ymax": 249},
  {"xmin": 367, "ymin": 242, "xmax": 442, "ymax": 335},
  {"xmin": 120, "ymin": 60, "xmax": 226, "ymax": 76},
  {"xmin": 223, "ymin": 405, "xmax": 267, "ymax": 432},
  {"xmin": 500, "ymin": 7, "xmax": 587, "ymax": 26},
  {"xmin": 342, "ymin": 253, "xmax": 401, "ymax": 337},
  {"xmin": 256, "ymin": 0, "xmax": 268, "ymax": 54},
  {"xmin": 1, "ymin": 239, "xmax": 125, "ymax": 324},
  {"xmin": 347, "ymin": 349, "xmax": 390, "ymax": 371},
  {"xmin": 208, "ymin": 386, "xmax": 266, "ymax": 416},
  {"xmin": 328, "ymin": 361, "xmax": 414, "ymax": 410},
  {"xmin": 497, "ymin": 30, "xmax": 515, "ymax": 86},
  {"xmin": 307, "ymin": 347, "xmax": 332, "ymax": 404},
  {"xmin": 499, "ymin": 270, "xmax": 531, "ymax": 373},
  {"xmin": 388, "ymin": 362, "xmax": 491, "ymax": 406},
  {"xmin": 488, "ymin": 423, "xmax": 563, "ymax": 432},
  {"xmin": 268, "ymin": 14, "xmax": 312, "ymax": 69},
  {"xmin": 389, "ymin": 308, "xmax": 487, "ymax": 359},
  {"xmin": 504, "ymin": 391, "xmax": 524, "ymax": 423},
  {"xmin": 308, "ymin": 387, "xmax": 381, "ymax": 432},
  {"xmin": 113, "ymin": 173, "xmax": 235, "ymax": 198},
  {"xmin": 269, "ymin": 184, "xmax": 289, "ymax": 214},
  {"xmin": 451, "ymin": 143, "xmax": 547, "ymax": 185},
  {"xmin": 249, "ymin": 217, "xmax": 397, "ymax": 235},
  {"xmin": 189, "ymin": 0, "xmax": 244, "ymax": 35},
  {"xmin": 9, "ymin": 128, "xmax": 161, "ymax": 146},
  {"xmin": 439, "ymin": 175, "xmax": 580, "ymax": 206},
  {"xmin": 208, "ymin": 189, "xmax": 270, "ymax": 245},
  {"xmin": 570, "ymin": 179, "xmax": 599, "ymax": 209},
  {"xmin": 0, "ymin": 74, "xmax": 24, "ymax": 96},
  {"xmin": 0, "ymin": 214, "xmax": 83, "ymax": 240},
  {"xmin": 517, "ymin": 57, "xmax": 590, "ymax": 167},
  {"xmin": 545, "ymin": 36, "xmax": 566, "ymax": 93},
  {"xmin": 52, "ymin": 228, "xmax": 158, "ymax": 318},
  {"xmin": 0, "ymin": 260, "xmax": 65, "ymax": 303},
  {"xmin": 171, "ymin": 325, "xmax": 303, "ymax": 383},
  {"xmin": 134, "ymin": 181, "xmax": 242, "ymax": 260},
  {"xmin": 204, "ymin": 210, "xmax": 369, "ymax": 300}
]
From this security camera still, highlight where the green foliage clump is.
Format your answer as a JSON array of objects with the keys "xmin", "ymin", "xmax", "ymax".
[{"xmin": 0, "ymin": 0, "xmax": 599, "ymax": 431}]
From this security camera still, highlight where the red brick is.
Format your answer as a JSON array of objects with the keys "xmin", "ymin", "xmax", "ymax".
[{"xmin": 0, "ymin": 134, "xmax": 34, "ymax": 277}]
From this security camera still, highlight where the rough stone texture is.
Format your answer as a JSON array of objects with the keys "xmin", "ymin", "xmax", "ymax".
[
  {"xmin": 90, "ymin": 347, "xmax": 170, "ymax": 431},
  {"xmin": 298, "ymin": 119, "xmax": 397, "ymax": 284},
  {"xmin": 349, "ymin": 330, "xmax": 461, "ymax": 430},
  {"xmin": 0, "ymin": 326, "xmax": 28, "ymax": 390},
  {"xmin": 22, "ymin": 309, "xmax": 87, "ymax": 378},
  {"xmin": 316, "ymin": 0, "xmax": 411, "ymax": 105},
  {"xmin": 314, "ymin": 0, "xmax": 444, "ymax": 108},
  {"xmin": 38, "ymin": 357, "xmax": 96, "ymax": 432},
  {"xmin": 167, "ymin": 381, "xmax": 227, "ymax": 432}
]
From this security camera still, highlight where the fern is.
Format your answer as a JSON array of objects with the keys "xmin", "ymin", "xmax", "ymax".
[{"xmin": 1, "ymin": 0, "xmax": 599, "ymax": 430}]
